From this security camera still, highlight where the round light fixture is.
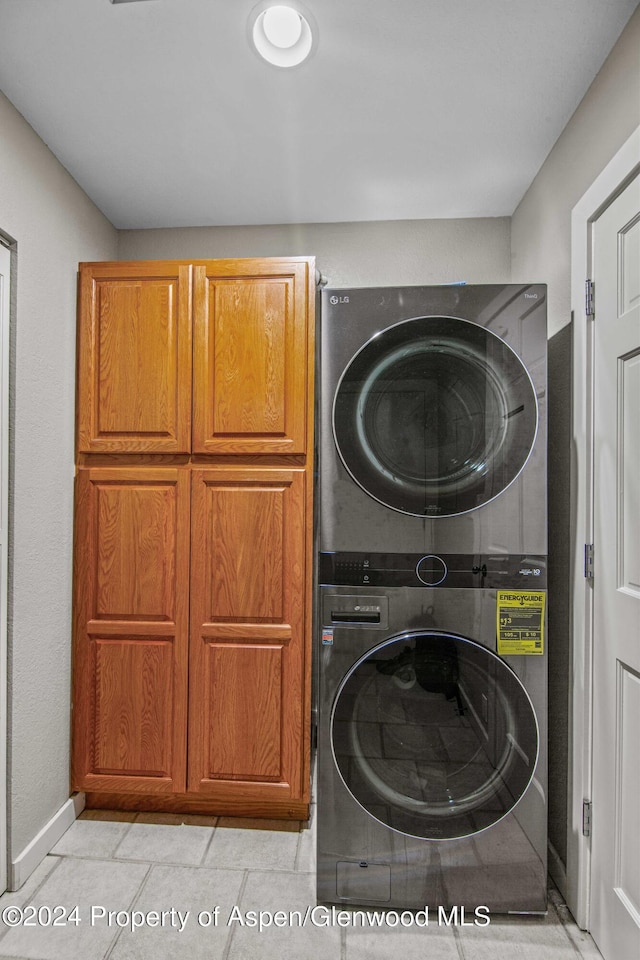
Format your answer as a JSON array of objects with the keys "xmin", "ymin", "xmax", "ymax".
[
  {"xmin": 250, "ymin": 2, "xmax": 315, "ymax": 68},
  {"xmin": 263, "ymin": 6, "xmax": 302, "ymax": 48}
]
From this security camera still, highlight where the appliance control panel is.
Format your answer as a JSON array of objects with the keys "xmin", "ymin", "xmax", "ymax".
[
  {"xmin": 321, "ymin": 594, "xmax": 389, "ymax": 630},
  {"xmin": 319, "ymin": 551, "xmax": 547, "ymax": 589},
  {"xmin": 416, "ymin": 555, "xmax": 448, "ymax": 585}
]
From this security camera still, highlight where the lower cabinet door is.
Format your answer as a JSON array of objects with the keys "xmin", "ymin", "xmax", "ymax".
[
  {"xmin": 72, "ymin": 467, "xmax": 190, "ymax": 794},
  {"xmin": 188, "ymin": 467, "xmax": 308, "ymax": 810}
]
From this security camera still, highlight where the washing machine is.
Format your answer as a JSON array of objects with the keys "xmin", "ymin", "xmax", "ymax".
[
  {"xmin": 316, "ymin": 283, "xmax": 547, "ymax": 913},
  {"xmin": 316, "ymin": 564, "xmax": 548, "ymax": 913},
  {"xmin": 318, "ymin": 283, "xmax": 547, "ymax": 557}
]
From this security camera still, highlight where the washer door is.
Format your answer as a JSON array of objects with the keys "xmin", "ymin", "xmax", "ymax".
[
  {"xmin": 331, "ymin": 631, "xmax": 539, "ymax": 840},
  {"xmin": 333, "ymin": 316, "xmax": 537, "ymax": 516}
]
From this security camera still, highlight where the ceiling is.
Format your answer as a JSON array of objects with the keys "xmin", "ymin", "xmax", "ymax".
[{"xmin": 0, "ymin": 0, "xmax": 637, "ymax": 229}]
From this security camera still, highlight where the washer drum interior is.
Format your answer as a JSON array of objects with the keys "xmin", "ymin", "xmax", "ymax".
[
  {"xmin": 331, "ymin": 631, "xmax": 539, "ymax": 840},
  {"xmin": 333, "ymin": 316, "xmax": 538, "ymax": 517}
]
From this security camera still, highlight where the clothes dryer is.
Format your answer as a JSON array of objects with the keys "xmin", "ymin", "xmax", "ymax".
[
  {"xmin": 318, "ymin": 284, "xmax": 546, "ymax": 557},
  {"xmin": 316, "ymin": 283, "xmax": 548, "ymax": 913},
  {"xmin": 316, "ymin": 556, "xmax": 547, "ymax": 913}
]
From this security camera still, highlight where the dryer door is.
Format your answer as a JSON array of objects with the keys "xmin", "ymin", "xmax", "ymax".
[
  {"xmin": 333, "ymin": 316, "xmax": 537, "ymax": 517},
  {"xmin": 331, "ymin": 631, "xmax": 539, "ymax": 840}
]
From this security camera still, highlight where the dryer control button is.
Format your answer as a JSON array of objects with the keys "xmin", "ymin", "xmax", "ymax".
[{"xmin": 416, "ymin": 555, "xmax": 448, "ymax": 586}]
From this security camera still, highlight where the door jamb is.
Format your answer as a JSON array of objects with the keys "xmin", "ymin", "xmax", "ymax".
[
  {"xmin": 569, "ymin": 125, "xmax": 640, "ymax": 929},
  {"xmin": 0, "ymin": 237, "xmax": 11, "ymax": 896}
]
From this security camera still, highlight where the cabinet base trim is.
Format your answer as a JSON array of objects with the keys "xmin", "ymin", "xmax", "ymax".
[{"xmin": 85, "ymin": 792, "xmax": 310, "ymax": 821}]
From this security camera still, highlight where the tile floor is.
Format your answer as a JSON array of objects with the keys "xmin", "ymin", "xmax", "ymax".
[{"xmin": 0, "ymin": 803, "xmax": 602, "ymax": 960}]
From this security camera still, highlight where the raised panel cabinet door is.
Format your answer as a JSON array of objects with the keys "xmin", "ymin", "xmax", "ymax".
[
  {"xmin": 72, "ymin": 467, "xmax": 190, "ymax": 794},
  {"xmin": 77, "ymin": 261, "xmax": 192, "ymax": 453},
  {"xmin": 188, "ymin": 467, "xmax": 309, "ymax": 810},
  {"xmin": 192, "ymin": 258, "xmax": 315, "ymax": 455}
]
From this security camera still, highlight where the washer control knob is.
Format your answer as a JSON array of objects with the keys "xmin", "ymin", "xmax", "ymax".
[{"xmin": 416, "ymin": 555, "xmax": 447, "ymax": 586}]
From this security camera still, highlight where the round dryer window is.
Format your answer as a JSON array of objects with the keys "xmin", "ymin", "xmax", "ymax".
[
  {"xmin": 333, "ymin": 316, "xmax": 538, "ymax": 516},
  {"xmin": 331, "ymin": 631, "xmax": 539, "ymax": 840}
]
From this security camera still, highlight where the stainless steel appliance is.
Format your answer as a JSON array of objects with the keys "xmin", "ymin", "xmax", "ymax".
[
  {"xmin": 316, "ymin": 564, "xmax": 548, "ymax": 913},
  {"xmin": 316, "ymin": 284, "xmax": 548, "ymax": 912},
  {"xmin": 318, "ymin": 284, "xmax": 547, "ymax": 557}
]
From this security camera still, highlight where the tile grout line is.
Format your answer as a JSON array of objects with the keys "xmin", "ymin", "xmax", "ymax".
[
  {"xmin": 48, "ymin": 852, "xmax": 233, "ymax": 870},
  {"xmin": 0, "ymin": 857, "xmax": 65, "ymax": 946},
  {"xmin": 340, "ymin": 922, "xmax": 348, "ymax": 960},
  {"xmin": 294, "ymin": 805, "xmax": 316, "ymax": 873},
  {"xmin": 548, "ymin": 897, "xmax": 594, "ymax": 959},
  {"xmin": 293, "ymin": 824, "xmax": 304, "ymax": 872},
  {"xmin": 109, "ymin": 817, "xmax": 137, "ymax": 861},
  {"xmin": 0, "ymin": 951, "xmax": 47, "ymax": 959},
  {"xmin": 0, "ymin": 954, "xmax": 36, "ymax": 958},
  {"xmin": 102, "ymin": 862, "xmax": 154, "ymax": 960},
  {"xmin": 220, "ymin": 869, "xmax": 249, "ymax": 960},
  {"xmin": 198, "ymin": 822, "xmax": 218, "ymax": 867},
  {"xmin": 451, "ymin": 920, "xmax": 467, "ymax": 960}
]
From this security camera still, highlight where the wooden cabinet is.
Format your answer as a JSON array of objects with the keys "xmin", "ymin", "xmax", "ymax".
[
  {"xmin": 77, "ymin": 257, "xmax": 312, "ymax": 456},
  {"xmin": 192, "ymin": 259, "xmax": 310, "ymax": 454},
  {"xmin": 188, "ymin": 468, "xmax": 306, "ymax": 805},
  {"xmin": 77, "ymin": 262, "xmax": 192, "ymax": 453},
  {"xmin": 72, "ymin": 257, "xmax": 315, "ymax": 819},
  {"xmin": 72, "ymin": 467, "xmax": 190, "ymax": 795}
]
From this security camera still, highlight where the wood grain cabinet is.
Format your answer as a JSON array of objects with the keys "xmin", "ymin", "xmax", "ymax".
[
  {"xmin": 188, "ymin": 467, "xmax": 306, "ymax": 809},
  {"xmin": 72, "ymin": 257, "xmax": 315, "ymax": 819},
  {"xmin": 72, "ymin": 467, "xmax": 190, "ymax": 795},
  {"xmin": 77, "ymin": 261, "xmax": 192, "ymax": 453},
  {"xmin": 77, "ymin": 257, "xmax": 312, "ymax": 456},
  {"xmin": 192, "ymin": 259, "xmax": 310, "ymax": 454}
]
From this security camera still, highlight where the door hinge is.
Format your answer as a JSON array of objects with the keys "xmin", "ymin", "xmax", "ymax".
[
  {"xmin": 584, "ymin": 543, "xmax": 594, "ymax": 580},
  {"xmin": 582, "ymin": 799, "xmax": 592, "ymax": 837},
  {"xmin": 585, "ymin": 279, "xmax": 594, "ymax": 318}
]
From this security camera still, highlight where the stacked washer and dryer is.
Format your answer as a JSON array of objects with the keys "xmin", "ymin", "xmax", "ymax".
[{"xmin": 316, "ymin": 284, "xmax": 548, "ymax": 913}]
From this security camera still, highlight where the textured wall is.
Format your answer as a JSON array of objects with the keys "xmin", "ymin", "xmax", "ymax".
[
  {"xmin": 511, "ymin": 6, "xmax": 640, "ymax": 871},
  {"xmin": 0, "ymin": 91, "xmax": 117, "ymax": 858},
  {"xmin": 511, "ymin": 5, "xmax": 640, "ymax": 337},
  {"xmin": 118, "ymin": 217, "xmax": 511, "ymax": 287}
]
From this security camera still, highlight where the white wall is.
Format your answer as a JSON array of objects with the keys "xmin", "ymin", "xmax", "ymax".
[
  {"xmin": 510, "ymin": 5, "xmax": 640, "ymax": 880},
  {"xmin": 118, "ymin": 217, "xmax": 511, "ymax": 287},
  {"xmin": 511, "ymin": 5, "xmax": 640, "ymax": 338},
  {"xmin": 0, "ymin": 91, "xmax": 118, "ymax": 868}
]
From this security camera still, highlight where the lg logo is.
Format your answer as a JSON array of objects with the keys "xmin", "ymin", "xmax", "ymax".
[{"xmin": 329, "ymin": 295, "xmax": 349, "ymax": 305}]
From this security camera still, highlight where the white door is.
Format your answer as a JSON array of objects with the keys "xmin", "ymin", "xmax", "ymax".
[
  {"xmin": 0, "ymin": 241, "xmax": 9, "ymax": 896},
  {"xmin": 590, "ymin": 171, "xmax": 640, "ymax": 960}
]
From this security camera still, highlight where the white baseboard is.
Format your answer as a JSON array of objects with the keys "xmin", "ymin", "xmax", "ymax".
[
  {"xmin": 9, "ymin": 792, "xmax": 86, "ymax": 891},
  {"xmin": 548, "ymin": 839, "xmax": 568, "ymax": 902}
]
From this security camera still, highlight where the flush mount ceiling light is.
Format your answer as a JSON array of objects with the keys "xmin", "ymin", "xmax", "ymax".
[{"xmin": 249, "ymin": 2, "xmax": 316, "ymax": 68}]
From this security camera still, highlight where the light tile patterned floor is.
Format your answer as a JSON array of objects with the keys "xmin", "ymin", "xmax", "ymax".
[{"xmin": 0, "ymin": 804, "xmax": 602, "ymax": 960}]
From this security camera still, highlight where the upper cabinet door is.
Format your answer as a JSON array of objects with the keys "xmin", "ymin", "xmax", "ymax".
[
  {"xmin": 77, "ymin": 262, "xmax": 192, "ymax": 453},
  {"xmin": 192, "ymin": 258, "xmax": 314, "ymax": 455}
]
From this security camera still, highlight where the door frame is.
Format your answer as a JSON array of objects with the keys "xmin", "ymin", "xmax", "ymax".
[
  {"xmin": 0, "ymin": 237, "xmax": 12, "ymax": 896},
  {"xmin": 569, "ymin": 125, "xmax": 640, "ymax": 929}
]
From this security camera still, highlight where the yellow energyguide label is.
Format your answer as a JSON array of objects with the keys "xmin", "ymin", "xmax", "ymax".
[{"xmin": 496, "ymin": 590, "xmax": 546, "ymax": 655}]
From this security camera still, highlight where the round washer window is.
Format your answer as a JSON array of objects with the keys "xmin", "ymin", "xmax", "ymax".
[
  {"xmin": 331, "ymin": 631, "xmax": 539, "ymax": 840},
  {"xmin": 333, "ymin": 316, "xmax": 537, "ymax": 516}
]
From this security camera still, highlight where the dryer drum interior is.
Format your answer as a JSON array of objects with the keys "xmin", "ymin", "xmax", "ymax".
[
  {"xmin": 330, "ymin": 632, "xmax": 539, "ymax": 841},
  {"xmin": 333, "ymin": 315, "xmax": 538, "ymax": 517}
]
